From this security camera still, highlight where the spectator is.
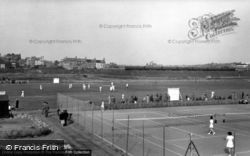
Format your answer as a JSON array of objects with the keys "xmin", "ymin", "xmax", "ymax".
[
  {"xmin": 82, "ymin": 84, "xmax": 86, "ymax": 90},
  {"xmin": 211, "ymin": 91, "xmax": 215, "ymax": 99},
  {"xmin": 42, "ymin": 101, "xmax": 49, "ymax": 117},
  {"xmin": 149, "ymin": 94, "xmax": 154, "ymax": 102},
  {"xmin": 134, "ymin": 96, "xmax": 138, "ymax": 104},
  {"xmin": 121, "ymin": 94, "xmax": 125, "ymax": 104},
  {"xmin": 8, "ymin": 105, "xmax": 14, "ymax": 118},
  {"xmin": 101, "ymin": 101, "xmax": 105, "ymax": 112},
  {"xmin": 241, "ymin": 92, "xmax": 245, "ymax": 99},
  {"xmin": 126, "ymin": 83, "xmax": 129, "ymax": 89},
  {"xmin": 21, "ymin": 90, "xmax": 24, "ymax": 97},
  {"xmin": 40, "ymin": 84, "xmax": 43, "ymax": 91},
  {"xmin": 69, "ymin": 83, "xmax": 72, "ymax": 89},
  {"xmin": 59, "ymin": 110, "xmax": 69, "ymax": 126},
  {"xmin": 15, "ymin": 99, "xmax": 19, "ymax": 109}
]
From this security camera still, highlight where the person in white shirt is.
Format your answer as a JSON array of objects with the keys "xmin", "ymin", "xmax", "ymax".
[
  {"xmin": 101, "ymin": 101, "xmax": 105, "ymax": 112},
  {"xmin": 208, "ymin": 116, "xmax": 215, "ymax": 135},
  {"xmin": 69, "ymin": 83, "xmax": 72, "ymax": 89},
  {"xmin": 226, "ymin": 131, "xmax": 234, "ymax": 156},
  {"xmin": 40, "ymin": 84, "xmax": 43, "ymax": 91},
  {"xmin": 21, "ymin": 90, "xmax": 24, "ymax": 97},
  {"xmin": 99, "ymin": 86, "xmax": 102, "ymax": 92},
  {"xmin": 82, "ymin": 84, "xmax": 86, "ymax": 90},
  {"xmin": 126, "ymin": 83, "xmax": 128, "ymax": 89},
  {"xmin": 211, "ymin": 91, "xmax": 215, "ymax": 99}
]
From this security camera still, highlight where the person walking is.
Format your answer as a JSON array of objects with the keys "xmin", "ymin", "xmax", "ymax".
[
  {"xmin": 226, "ymin": 131, "xmax": 234, "ymax": 156},
  {"xmin": 208, "ymin": 116, "xmax": 215, "ymax": 135}
]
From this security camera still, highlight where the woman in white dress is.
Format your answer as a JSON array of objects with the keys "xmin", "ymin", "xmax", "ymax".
[
  {"xmin": 208, "ymin": 116, "xmax": 215, "ymax": 135},
  {"xmin": 226, "ymin": 131, "xmax": 234, "ymax": 156}
]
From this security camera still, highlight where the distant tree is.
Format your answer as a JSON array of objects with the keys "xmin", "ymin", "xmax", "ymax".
[{"xmin": 54, "ymin": 60, "xmax": 60, "ymax": 67}]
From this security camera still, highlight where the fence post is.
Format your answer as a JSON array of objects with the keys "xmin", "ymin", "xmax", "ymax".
[
  {"xmin": 83, "ymin": 108, "xmax": 86, "ymax": 130},
  {"xmin": 163, "ymin": 126, "xmax": 165, "ymax": 156},
  {"xmin": 126, "ymin": 115, "xmax": 130, "ymax": 156},
  {"xmin": 101, "ymin": 110, "xmax": 104, "ymax": 140},
  {"xmin": 92, "ymin": 109, "xmax": 94, "ymax": 137},
  {"xmin": 143, "ymin": 120, "xmax": 144, "ymax": 156},
  {"xmin": 112, "ymin": 108, "xmax": 115, "ymax": 147},
  {"xmin": 66, "ymin": 96, "xmax": 69, "ymax": 109},
  {"xmin": 77, "ymin": 101, "xmax": 80, "ymax": 124},
  {"xmin": 234, "ymin": 131, "xmax": 236, "ymax": 156}
]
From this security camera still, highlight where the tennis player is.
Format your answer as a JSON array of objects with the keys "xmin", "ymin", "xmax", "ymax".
[
  {"xmin": 226, "ymin": 131, "xmax": 234, "ymax": 156},
  {"xmin": 208, "ymin": 116, "xmax": 215, "ymax": 135}
]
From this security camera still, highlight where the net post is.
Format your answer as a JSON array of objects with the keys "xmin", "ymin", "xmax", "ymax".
[
  {"xmin": 163, "ymin": 126, "xmax": 165, "ymax": 156},
  {"xmin": 126, "ymin": 115, "xmax": 130, "ymax": 156}
]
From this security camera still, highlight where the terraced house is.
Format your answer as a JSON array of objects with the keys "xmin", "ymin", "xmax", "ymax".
[{"xmin": 60, "ymin": 57, "xmax": 106, "ymax": 70}]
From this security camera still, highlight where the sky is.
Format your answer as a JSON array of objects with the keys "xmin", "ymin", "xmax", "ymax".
[{"xmin": 0, "ymin": 0, "xmax": 250, "ymax": 65}]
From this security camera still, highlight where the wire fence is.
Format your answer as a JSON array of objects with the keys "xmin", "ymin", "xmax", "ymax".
[{"xmin": 57, "ymin": 93, "xmax": 243, "ymax": 156}]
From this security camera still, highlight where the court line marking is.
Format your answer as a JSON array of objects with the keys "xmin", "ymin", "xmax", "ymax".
[
  {"xmin": 86, "ymin": 113, "xmax": 183, "ymax": 156},
  {"xmin": 101, "ymin": 111, "xmax": 167, "ymax": 117},
  {"xmin": 179, "ymin": 107, "xmax": 231, "ymax": 112},
  {"xmin": 167, "ymin": 134, "xmax": 226, "ymax": 142},
  {"xmin": 116, "ymin": 114, "xmax": 213, "ymax": 121},
  {"xmin": 213, "ymin": 150, "xmax": 250, "ymax": 156},
  {"xmin": 146, "ymin": 110, "xmax": 170, "ymax": 117},
  {"xmin": 236, "ymin": 150, "xmax": 250, "ymax": 154}
]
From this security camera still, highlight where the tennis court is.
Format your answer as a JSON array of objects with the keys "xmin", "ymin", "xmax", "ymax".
[{"xmin": 77, "ymin": 104, "xmax": 250, "ymax": 156}]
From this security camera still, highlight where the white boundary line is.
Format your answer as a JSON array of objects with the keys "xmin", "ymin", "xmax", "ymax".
[
  {"xmin": 213, "ymin": 150, "xmax": 250, "ymax": 156},
  {"xmin": 101, "ymin": 111, "xmax": 167, "ymax": 117},
  {"xmin": 167, "ymin": 134, "xmax": 226, "ymax": 142},
  {"xmin": 116, "ymin": 113, "xmax": 213, "ymax": 121}
]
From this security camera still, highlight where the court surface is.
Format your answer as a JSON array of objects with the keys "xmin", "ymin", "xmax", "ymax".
[{"xmin": 78, "ymin": 104, "xmax": 250, "ymax": 156}]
